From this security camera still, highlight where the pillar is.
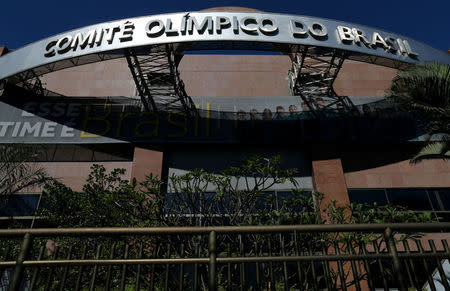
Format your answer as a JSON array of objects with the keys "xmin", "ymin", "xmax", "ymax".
[{"xmin": 130, "ymin": 147, "xmax": 163, "ymax": 182}]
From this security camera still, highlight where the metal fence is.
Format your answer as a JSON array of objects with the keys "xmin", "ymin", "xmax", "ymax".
[{"xmin": 2, "ymin": 223, "xmax": 450, "ymax": 291}]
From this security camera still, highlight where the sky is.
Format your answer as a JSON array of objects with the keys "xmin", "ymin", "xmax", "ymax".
[{"xmin": 1, "ymin": 0, "xmax": 449, "ymax": 51}]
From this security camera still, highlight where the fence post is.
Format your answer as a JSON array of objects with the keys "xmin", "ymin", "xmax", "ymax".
[
  {"xmin": 383, "ymin": 227, "xmax": 407, "ymax": 291},
  {"xmin": 209, "ymin": 230, "xmax": 217, "ymax": 291},
  {"xmin": 9, "ymin": 232, "xmax": 33, "ymax": 291}
]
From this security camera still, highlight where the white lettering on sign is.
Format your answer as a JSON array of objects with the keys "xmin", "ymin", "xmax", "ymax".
[
  {"xmin": 336, "ymin": 25, "xmax": 418, "ymax": 58},
  {"xmin": 43, "ymin": 15, "xmax": 419, "ymax": 60},
  {"xmin": 45, "ymin": 21, "xmax": 135, "ymax": 57}
]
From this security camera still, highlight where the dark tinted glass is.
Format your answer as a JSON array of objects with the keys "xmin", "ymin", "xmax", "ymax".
[
  {"xmin": 276, "ymin": 191, "xmax": 293, "ymax": 208},
  {"xmin": 386, "ymin": 188, "xmax": 431, "ymax": 210},
  {"xmin": 259, "ymin": 192, "xmax": 275, "ymax": 210},
  {"xmin": 0, "ymin": 194, "xmax": 40, "ymax": 216},
  {"xmin": 277, "ymin": 190, "xmax": 310, "ymax": 211},
  {"xmin": 203, "ymin": 192, "xmax": 218, "ymax": 213},
  {"xmin": 435, "ymin": 212, "xmax": 450, "ymax": 222},
  {"xmin": 437, "ymin": 189, "xmax": 450, "ymax": 211},
  {"xmin": 348, "ymin": 189, "xmax": 387, "ymax": 206},
  {"xmin": 31, "ymin": 144, "xmax": 133, "ymax": 162},
  {"xmin": 163, "ymin": 193, "xmax": 177, "ymax": 214}
]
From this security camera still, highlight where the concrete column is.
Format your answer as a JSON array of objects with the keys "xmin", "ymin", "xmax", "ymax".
[
  {"xmin": 130, "ymin": 147, "xmax": 163, "ymax": 182},
  {"xmin": 312, "ymin": 158, "xmax": 350, "ymax": 220},
  {"xmin": 312, "ymin": 158, "xmax": 369, "ymax": 291}
]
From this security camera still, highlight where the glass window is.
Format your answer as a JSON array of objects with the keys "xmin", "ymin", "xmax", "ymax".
[
  {"xmin": 34, "ymin": 145, "xmax": 56, "ymax": 161},
  {"xmin": 436, "ymin": 189, "xmax": 450, "ymax": 211},
  {"xmin": 435, "ymin": 212, "xmax": 450, "ymax": 222},
  {"xmin": 259, "ymin": 192, "xmax": 275, "ymax": 210},
  {"xmin": 276, "ymin": 191, "xmax": 293, "ymax": 209},
  {"xmin": 72, "ymin": 145, "xmax": 94, "ymax": 161},
  {"xmin": 276, "ymin": 190, "xmax": 310, "ymax": 211},
  {"xmin": 0, "ymin": 194, "xmax": 40, "ymax": 216},
  {"xmin": 348, "ymin": 189, "xmax": 388, "ymax": 206},
  {"xmin": 52, "ymin": 145, "xmax": 75, "ymax": 161},
  {"xmin": 386, "ymin": 188, "xmax": 432, "ymax": 210}
]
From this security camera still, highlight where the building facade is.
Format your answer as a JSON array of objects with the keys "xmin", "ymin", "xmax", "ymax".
[{"xmin": 0, "ymin": 7, "xmax": 449, "ymax": 225}]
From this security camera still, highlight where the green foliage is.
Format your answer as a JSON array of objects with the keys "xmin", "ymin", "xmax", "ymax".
[
  {"xmin": 389, "ymin": 62, "xmax": 450, "ymax": 163},
  {"xmin": 39, "ymin": 155, "xmax": 436, "ymax": 229},
  {"xmin": 8, "ymin": 155, "xmax": 439, "ymax": 290},
  {"xmin": 39, "ymin": 164, "xmax": 163, "ymax": 228}
]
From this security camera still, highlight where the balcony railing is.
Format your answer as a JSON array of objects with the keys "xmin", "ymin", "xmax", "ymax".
[{"xmin": 2, "ymin": 223, "xmax": 450, "ymax": 291}]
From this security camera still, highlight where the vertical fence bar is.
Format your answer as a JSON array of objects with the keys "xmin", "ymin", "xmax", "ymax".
[
  {"xmin": 227, "ymin": 243, "xmax": 231, "ymax": 291},
  {"xmin": 281, "ymin": 237, "xmax": 289, "ymax": 291},
  {"xmin": 359, "ymin": 242, "xmax": 375, "ymax": 291},
  {"xmin": 9, "ymin": 232, "xmax": 33, "ymax": 291},
  {"xmin": 308, "ymin": 242, "xmax": 318, "ymax": 291},
  {"xmin": 136, "ymin": 243, "xmax": 143, "ymax": 291},
  {"xmin": 149, "ymin": 260, "xmax": 155, "ymax": 291},
  {"xmin": 346, "ymin": 240, "xmax": 361, "ymax": 291},
  {"xmin": 239, "ymin": 234, "xmax": 246, "ymax": 291},
  {"xmin": 403, "ymin": 240, "xmax": 420, "ymax": 291},
  {"xmin": 321, "ymin": 243, "xmax": 332, "ymax": 291},
  {"xmin": 335, "ymin": 242, "xmax": 347, "ymax": 291},
  {"xmin": 164, "ymin": 243, "xmax": 171, "ymax": 291},
  {"xmin": 383, "ymin": 227, "xmax": 407, "ymax": 291},
  {"xmin": 89, "ymin": 245, "xmax": 101, "ymax": 291},
  {"xmin": 149, "ymin": 243, "xmax": 159, "ymax": 291},
  {"xmin": 75, "ymin": 245, "xmax": 87, "ymax": 291},
  {"xmin": 194, "ymin": 244, "xmax": 199, "ymax": 291},
  {"xmin": 373, "ymin": 240, "xmax": 388, "ymax": 291},
  {"xmin": 254, "ymin": 242, "xmax": 260, "ymax": 290},
  {"xmin": 178, "ymin": 243, "xmax": 185, "ymax": 291},
  {"xmin": 293, "ymin": 231, "xmax": 304, "ymax": 291},
  {"xmin": 44, "ymin": 245, "xmax": 59, "ymax": 291},
  {"xmin": 105, "ymin": 243, "xmax": 116, "ymax": 291},
  {"xmin": 59, "ymin": 245, "xmax": 73, "ymax": 291},
  {"xmin": 416, "ymin": 240, "xmax": 437, "ymax": 291},
  {"xmin": 120, "ymin": 244, "xmax": 129, "ymax": 291},
  {"xmin": 429, "ymin": 240, "xmax": 450, "ymax": 290},
  {"xmin": 29, "ymin": 245, "xmax": 45, "ymax": 291},
  {"xmin": 268, "ymin": 238, "xmax": 274, "ymax": 289},
  {"xmin": 209, "ymin": 230, "xmax": 216, "ymax": 291}
]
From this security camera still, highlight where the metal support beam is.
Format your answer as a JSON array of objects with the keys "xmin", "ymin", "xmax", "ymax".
[
  {"xmin": 289, "ymin": 46, "xmax": 357, "ymax": 112},
  {"xmin": 124, "ymin": 48, "xmax": 157, "ymax": 112},
  {"xmin": 10, "ymin": 69, "xmax": 46, "ymax": 96},
  {"xmin": 125, "ymin": 46, "xmax": 197, "ymax": 117}
]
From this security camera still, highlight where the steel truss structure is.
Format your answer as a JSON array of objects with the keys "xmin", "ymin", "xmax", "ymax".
[
  {"xmin": 4, "ymin": 70, "xmax": 45, "ymax": 96},
  {"xmin": 288, "ymin": 46, "xmax": 356, "ymax": 112},
  {"xmin": 1, "ymin": 70, "xmax": 65, "ymax": 97},
  {"xmin": 124, "ymin": 45, "xmax": 197, "ymax": 117}
]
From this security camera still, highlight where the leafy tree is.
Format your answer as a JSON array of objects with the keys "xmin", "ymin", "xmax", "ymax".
[
  {"xmin": 35, "ymin": 156, "xmax": 436, "ymax": 290},
  {"xmin": 40, "ymin": 165, "xmax": 162, "ymax": 228},
  {"xmin": 0, "ymin": 144, "xmax": 50, "ymax": 204},
  {"xmin": 389, "ymin": 62, "xmax": 450, "ymax": 163}
]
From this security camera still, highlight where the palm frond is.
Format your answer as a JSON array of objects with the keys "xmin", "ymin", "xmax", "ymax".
[
  {"xmin": 0, "ymin": 144, "xmax": 50, "ymax": 203},
  {"xmin": 410, "ymin": 141, "xmax": 450, "ymax": 164},
  {"xmin": 389, "ymin": 62, "xmax": 450, "ymax": 163}
]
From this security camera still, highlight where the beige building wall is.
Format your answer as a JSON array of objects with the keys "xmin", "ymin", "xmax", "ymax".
[
  {"xmin": 41, "ymin": 58, "xmax": 135, "ymax": 97},
  {"xmin": 345, "ymin": 159, "xmax": 450, "ymax": 189},
  {"xmin": 40, "ymin": 161, "xmax": 133, "ymax": 191},
  {"xmin": 334, "ymin": 60, "xmax": 398, "ymax": 97},
  {"xmin": 34, "ymin": 52, "xmax": 450, "ymax": 192},
  {"xmin": 179, "ymin": 55, "xmax": 292, "ymax": 97},
  {"xmin": 40, "ymin": 55, "xmax": 398, "ymax": 98}
]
